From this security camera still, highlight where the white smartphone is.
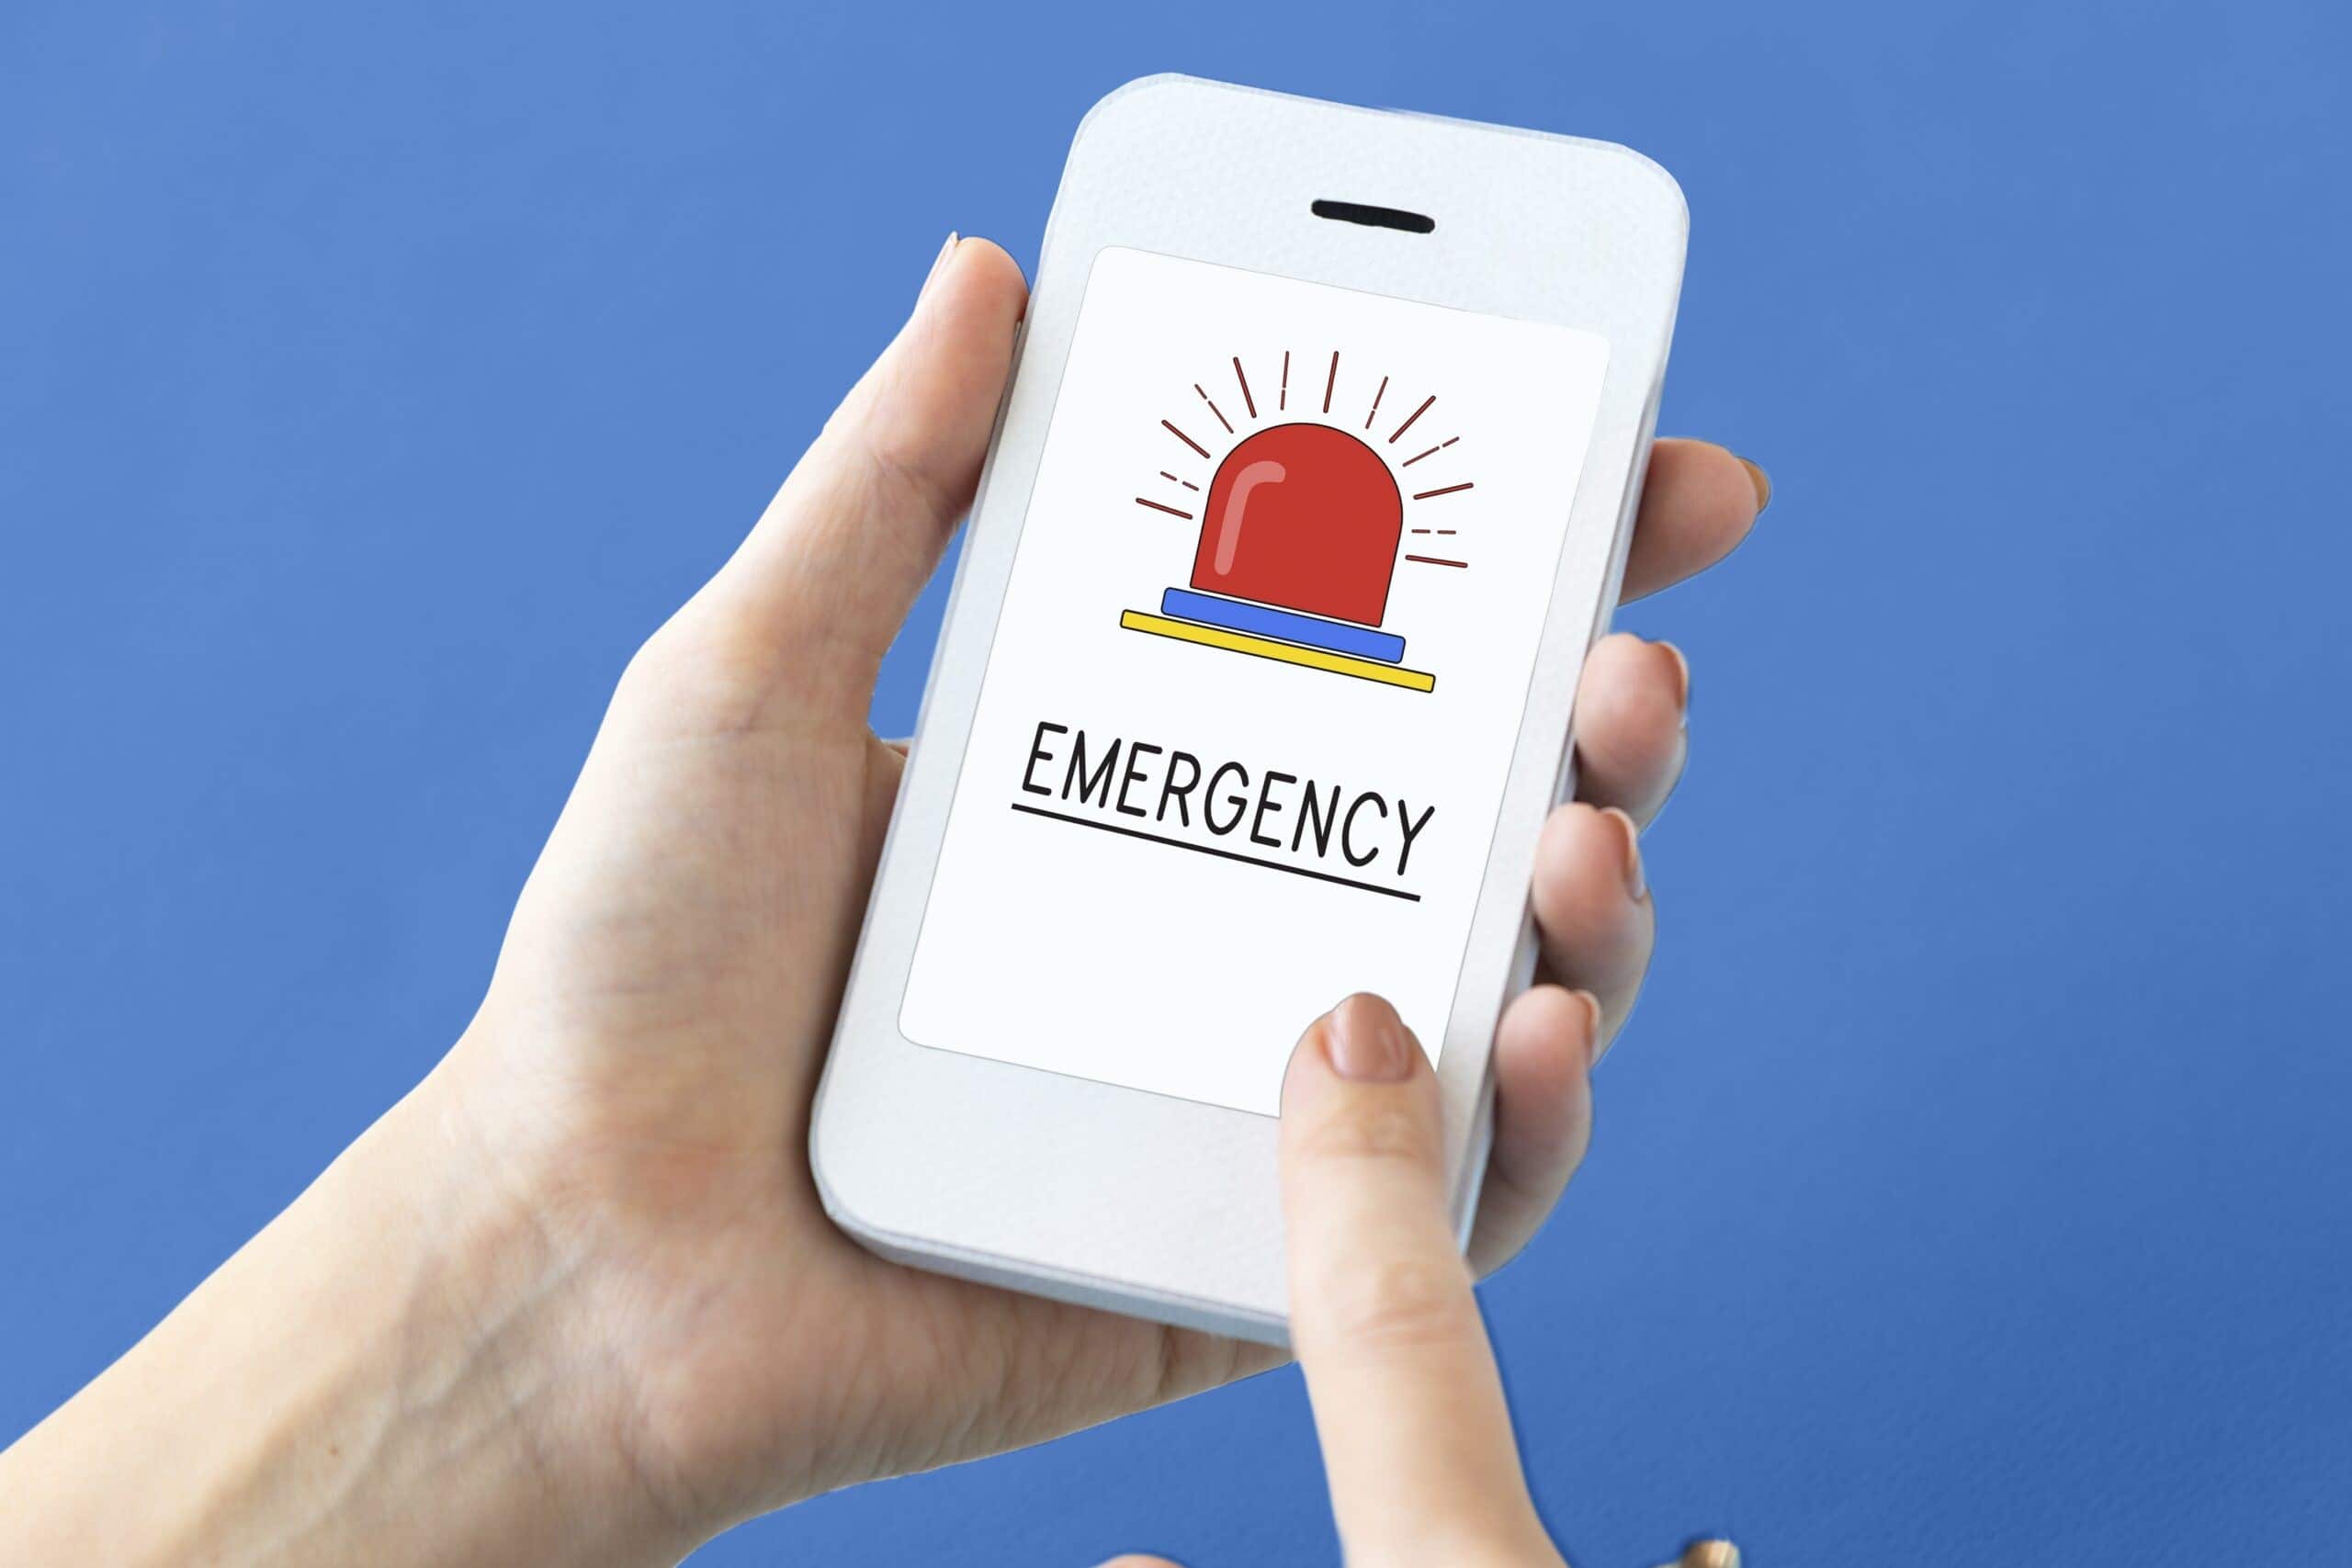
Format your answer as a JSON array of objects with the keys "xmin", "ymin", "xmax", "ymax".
[{"xmin": 812, "ymin": 75, "xmax": 1686, "ymax": 1344}]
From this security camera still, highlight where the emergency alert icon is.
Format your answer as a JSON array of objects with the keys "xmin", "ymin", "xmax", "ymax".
[{"xmin": 1123, "ymin": 351, "xmax": 1471, "ymax": 694}]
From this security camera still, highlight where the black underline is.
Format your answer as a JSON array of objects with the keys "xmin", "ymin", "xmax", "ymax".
[{"xmin": 1008, "ymin": 803, "xmax": 1421, "ymax": 901}]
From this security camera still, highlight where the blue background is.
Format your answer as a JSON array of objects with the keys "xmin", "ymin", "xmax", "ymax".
[{"xmin": 5, "ymin": 3, "xmax": 2347, "ymax": 1562}]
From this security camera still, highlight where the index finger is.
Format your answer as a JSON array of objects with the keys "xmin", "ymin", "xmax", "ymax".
[
  {"xmin": 1621, "ymin": 438, "xmax": 1770, "ymax": 603},
  {"xmin": 1280, "ymin": 995, "xmax": 1555, "ymax": 1565}
]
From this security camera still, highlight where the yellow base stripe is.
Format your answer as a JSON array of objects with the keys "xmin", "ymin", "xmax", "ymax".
[{"xmin": 1120, "ymin": 610, "xmax": 1437, "ymax": 693}]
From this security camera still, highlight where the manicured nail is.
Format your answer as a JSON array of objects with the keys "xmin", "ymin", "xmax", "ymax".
[
  {"xmin": 1574, "ymin": 989, "xmax": 1604, "ymax": 1070},
  {"xmin": 1736, "ymin": 456, "xmax": 1771, "ymax": 514},
  {"xmin": 1680, "ymin": 1542, "xmax": 1740, "ymax": 1568},
  {"xmin": 1602, "ymin": 807, "xmax": 1647, "ymax": 902},
  {"xmin": 1656, "ymin": 638, "xmax": 1690, "ymax": 728},
  {"xmin": 918, "ymin": 231, "xmax": 960, "ymax": 303},
  {"xmin": 1326, "ymin": 995, "xmax": 1413, "ymax": 1083}
]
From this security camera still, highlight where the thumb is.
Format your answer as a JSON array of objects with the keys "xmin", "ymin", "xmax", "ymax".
[{"xmin": 687, "ymin": 233, "xmax": 1028, "ymax": 716}]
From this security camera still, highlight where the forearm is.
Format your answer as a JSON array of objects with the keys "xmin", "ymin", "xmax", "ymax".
[{"xmin": 0, "ymin": 1069, "xmax": 687, "ymax": 1567}]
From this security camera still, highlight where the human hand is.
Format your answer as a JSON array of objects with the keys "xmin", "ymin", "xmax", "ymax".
[
  {"xmin": 1099, "ymin": 995, "xmax": 1741, "ymax": 1568},
  {"xmin": 1, "ymin": 231, "xmax": 1763, "ymax": 1566},
  {"xmin": 424, "ymin": 233, "xmax": 1762, "ymax": 1543}
]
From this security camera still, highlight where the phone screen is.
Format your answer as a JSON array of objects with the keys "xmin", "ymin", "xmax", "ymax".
[{"xmin": 901, "ymin": 247, "xmax": 1611, "ymax": 1115}]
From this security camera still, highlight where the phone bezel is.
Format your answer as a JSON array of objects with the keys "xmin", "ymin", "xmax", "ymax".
[{"xmin": 812, "ymin": 75, "xmax": 1687, "ymax": 1344}]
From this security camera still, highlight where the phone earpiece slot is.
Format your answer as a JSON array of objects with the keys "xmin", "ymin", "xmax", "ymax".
[{"xmin": 1310, "ymin": 199, "xmax": 1435, "ymax": 234}]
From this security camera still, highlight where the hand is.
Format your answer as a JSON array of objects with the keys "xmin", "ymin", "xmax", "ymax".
[
  {"xmin": 1100, "ymin": 995, "xmax": 1743, "ymax": 1568},
  {"xmin": 433, "ymin": 234, "xmax": 1759, "ymax": 1538},
  {"xmin": 0, "ymin": 232, "xmax": 1764, "ymax": 1564}
]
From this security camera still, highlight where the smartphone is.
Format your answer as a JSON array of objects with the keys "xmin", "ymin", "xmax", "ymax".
[{"xmin": 812, "ymin": 76, "xmax": 1686, "ymax": 1344}]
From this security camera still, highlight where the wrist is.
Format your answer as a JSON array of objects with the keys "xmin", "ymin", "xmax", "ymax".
[
  {"xmin": 345, "ymin": 1058, "xmax": 713, "ymax": 1565},
  {"xmin": 424, "ymin": 1017, "xmax": 843, "ymax": 1533},
  {"xmin": 0, "ymin": 1049, "xmax": 704, "ymax": 1568}
]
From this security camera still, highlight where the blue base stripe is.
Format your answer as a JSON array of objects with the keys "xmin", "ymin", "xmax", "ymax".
[{"xmin": 1159, "ymin": 587, "xmax": 1405, "ymax": 663}]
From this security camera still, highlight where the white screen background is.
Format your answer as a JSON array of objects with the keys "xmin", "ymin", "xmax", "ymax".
[{"xmin": 901, "ymin": 247, "xmax": 1610, "ymax": 1115}]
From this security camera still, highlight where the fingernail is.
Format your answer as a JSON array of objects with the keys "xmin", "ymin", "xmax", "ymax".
[
  {"xmin": 1602, "ymin": 807, "xmax": 1647, "ymax": 902},
  {"xmin": 918, "ymin": 231, "xmax": 960, "ymax": 303},
  {"xmin": 1736, "ymin": 456, "xmax": 1771, "ymax": 514},
  {"xmin": 1326, "ymin": 995, "xmax": 1413, "ymax": 1083},
  {"xmin": 1680, "ymin": 1542, "xmax": 1740, "ymax": 1568},
  {"xmin": 1574, "ymin": 989, "xmax": 1604, "ymax": 1071},
  {"xmin": 1656, "ymin": 638, "xmax": 1690, "ymax": 728}
]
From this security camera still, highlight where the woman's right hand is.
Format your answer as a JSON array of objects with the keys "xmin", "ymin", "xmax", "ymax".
[{"xmin": 1102, "ymin": 993, "xmax": 1739, "ymax": 1568}]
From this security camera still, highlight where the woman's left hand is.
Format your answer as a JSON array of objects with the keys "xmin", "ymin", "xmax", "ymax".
[
  {"xmin": 424, "ymin": 234, "xmax": 1758, "ymax": 1544},
  {"xmin": 0, "ymin": 233, "xmax": 1762, "ymax": 1565}
]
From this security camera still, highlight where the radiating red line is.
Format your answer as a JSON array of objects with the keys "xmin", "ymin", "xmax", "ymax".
[
  {"xmin": 1363, "ymin": 375, "xmax": 1388, "ymax": 431},
  {"xmin": 1405, "ymin": 554, "xmax": 1467, "ymax": 568},
  {"xmin": 1194, "ymin": 389, "xmax": 1232, "ymax": 439},
  {"xmin": 1323, "ymin": 351, "xmax": 1339, "ymax": 414},
  {"xmin": 1136, "ymin": 497, "xmax": 1194, "ymax": 519},
  {"xmin": 1159, "ymin": 470, "xmax": 1200, "ymax": 491},
  {"xmin": 1195, "ymin": 384, "xmax": 1233, "ymax": 434},
  {"xmin": 1233, "ymin": 356, "xmax": 1256, "ymax": 420},
  {"xmin": 1412, "ymin": 481, "xmax": 1474, "ymax": 500},
  {"xmin": 1400, "ymin": 435, "xmax": 1459, "ymax": 467},
  {"xmin": 1160, "ymin": 419, "xmax": 1210, "ymax": 458},
  {"xmin": 1388, "ymin": 395, "xmax": 1436, "ymax": 445},
  {"xmin": 1280, "ymin": 351, "xmax": 1289, "ymax": 410}
]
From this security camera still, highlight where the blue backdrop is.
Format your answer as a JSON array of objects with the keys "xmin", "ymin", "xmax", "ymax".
[{"xmin": 4, "ymin": 4, "xmax": 2346, "ymax": 1563}]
